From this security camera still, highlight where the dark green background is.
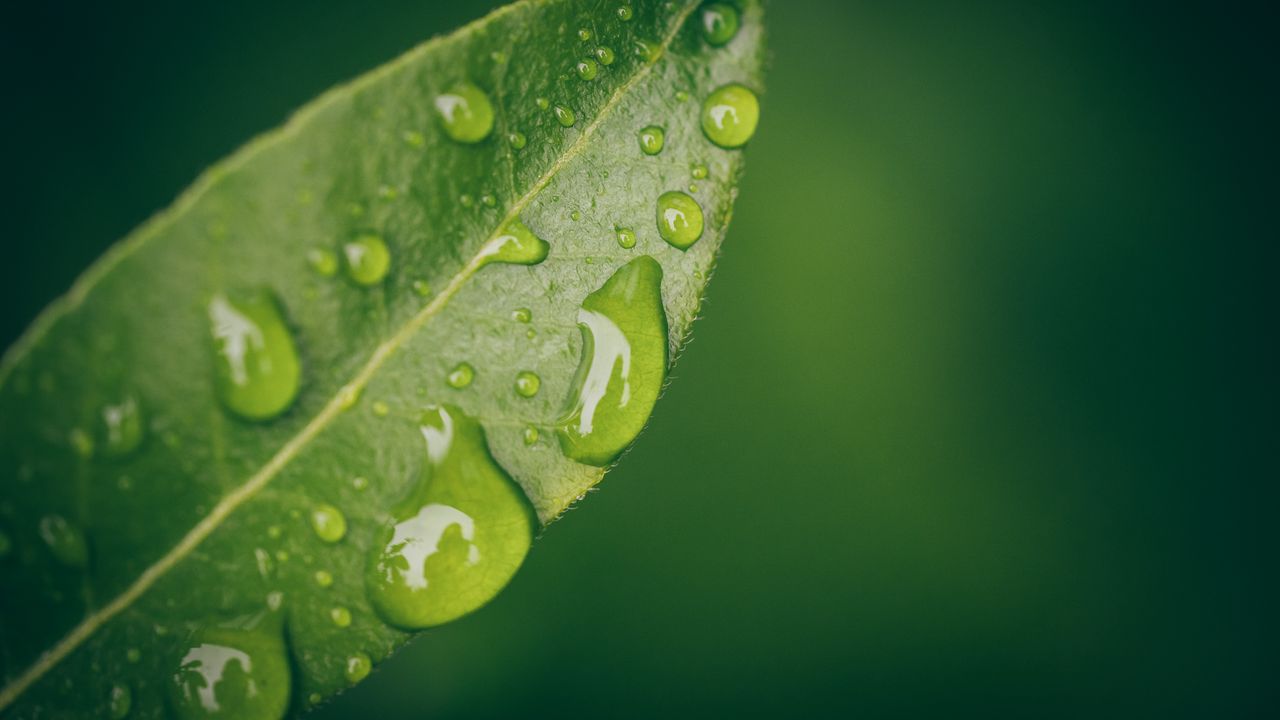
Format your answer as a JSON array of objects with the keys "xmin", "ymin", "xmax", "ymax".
[{"xmin": 2, "ymin": 1, "xmax": 1272, "ymax": 716}]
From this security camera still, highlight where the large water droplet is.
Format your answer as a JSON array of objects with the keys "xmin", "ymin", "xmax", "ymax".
[
  {"xmin": 167, "ymin": 611, "xmax": 291, "ymax": 720},
  {"xmin": 309, "ymin": 504, "xmax": 347, "ymax": 544},
  {"xmin": 366, "ymin": 405, "xmax": 536, "ymax": 628},
  {"xmin": 208, "ymin": 291, "xmax": 301, "ymax": 421},
  {"xmin": 343, "ymin": 233, "xmax": 391, "ymax": 286},
  {"xmin": 638, "ymin": 125, "xmax": 665, "ymax": 155},
  {"xmin": 446, "ymin": 362, "xmax": 475, "ymax": 389},
  {"xmin": 344, "ymin": 653, "xmax": 372, "ymax": 684},
  {"xmin": 656, "ymin": 191, "xmax": 704, "ymax": 250},
  {"xmin": 699, "ymin": 3, "xmax": 740, "ymax": 46},
  {"xmin": 39, "ymin": 514, "xmax": 88, "ymax": 568},
  {"xmin": 553, "ymin": 105, "xmax": 576, "ymax": 128},
  {"xmin": 433, "ymin": 83, "xmax": 494, "ymax": 144},
  {"xmin": 99, "ymin": 395, "xmax": 144, "ymax": 458},
  {"xmin": 557, "ymin": 257, "xmax": 668, "ymax": 466},
  {"xmin": 514, "ymin": 371, "xmax": 541, "ymax": 398},
  {"xmin": 701, "ymin": 83, "xmax": 760, "ymax": 149},
  {"xmin": 477, "ymin": 218, "xmax": 549, "ymax": 267},
  {"xmin": 108, "ymin": 683, "xmax": 132, "ymax": 719}
]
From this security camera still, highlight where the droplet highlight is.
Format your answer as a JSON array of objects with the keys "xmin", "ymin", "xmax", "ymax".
[
  {"xmin": 701, "ymin": 83, "xmax": 760, "ymax": 148},
  {"xmin": 433, "ymin": 83, "xmax": 495, "ymax": 144},
  {"xmin": 209, "ymin": 291, "xmax": 301, "ymax": 421},
  {"xmin": 656, "ymin": 191, "xmax": 704, "ymax": 250}
]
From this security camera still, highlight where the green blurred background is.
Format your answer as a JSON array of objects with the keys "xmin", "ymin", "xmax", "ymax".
[{"xmin": 1, "ymin": 1, "xmax": 1272, "ymax": 716}]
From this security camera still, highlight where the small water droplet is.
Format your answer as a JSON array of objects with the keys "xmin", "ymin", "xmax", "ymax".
[
  {"xmin": 558, "ymin": 257, "xmax": 668, "ymax": 466},
  {"xmin": 691, "ymin": 163, "xmax": 709, "ymax": 179},
  {"xmin": 39, "ymin": 514, "xmax": 88, "ymax": 568},
  {"xmin": 459, "ymin": 193, "xmax": 475, "ymax": 208},
  {"xmin": 535, "ymin": 96, "xmax": 550, "ymax": 111},
  {"xmin": 514, "ymin": 371, "xmax": 541, "ymax": 398},
  {"xmin": 633, "ymin": 39, "xmax": 658, "ymax": 62},
  {"xmin": 638, "ymin": 125, "xmax": 665, "ymax": 155},
  {"xmin": 523, "ymin": 426, "xmax": 539, "ymax": 446},
  {"xmin": 126, "ymin": 647, "xmax": 142, "ymax": 664},
  {"xmin": 209, "ymin": 291, "xmax": 301, "ymax": 421},
  {"xmin": 656, "ymin": 191, "xmax": 705, "ymax": 250},
  {"xmin": 699, "ymin": 3, "xmax": 740, "ymax": 46},
  {"xmin": 330, "ymin": 606, "xmax": 352, "ymax": 628},
  {"xmin": 109, "ymin": 683, "xmax": 132, "ymax": 719},
  {"xmin": 675, "ymin": 90, "xmax": 690, "ymax": 103},
  {"xmin": 412, "ymin": 279, "xmax": 432, "ymax": 297},
  {"xmin": 167, "ymin": 612, "xmax": 291, "ymax": 720},
  {"xmin": 306, "ymin": 248, "xmax": 338, "ymax": 277},
  {"xmin": 366, "ymin": 406, "xmax": 536, "ymax": 628},
  {"xmin": 478, "ymin": 217, "xmax": 550, "ymax": 266},
  {"xmin": 616, "ymin": 227, "xmax": 637, "ymax": 249},
  {"xmin": 447, "ymin": 362, "xmax": 475, "ymax": 389},
  {"xmin": 511, "ymin": 307, "xmax": 532, "ymax": 323},
  {"xmin": 372, "ymin": 401, "xmax": 389, "ymax": 417},
  {"xmin": 310, "ymin": 504, "xmax": 348, "ymax": 544},
  {"xmin": 338, "ymin": 385, "xmax": 362, "ymax": 411},
  {"xmin": 377, "ymin": 184, "xmax": 398, "ymax": 201},
  {"xmin": 570, "ymin": 210, "xmax": 582, "ymax": 222},
  {"xmin": 577, "ymin": 27, "xmax": 592, "ymax": 41},
  {"xmin": 553, "ymin": 105, "xmax": 576, "ymax": 127},
  {"xmin": 308, "ymin": 693, "xmax": 322, "ymax": 706},
  {"xmin": 701, "ymin": 83, "xmax": 760, "ymax": 148},
  {"xmin": 344, "ymin": 653, "xmax": 372, "ymax": 684},
  {"xmin": 254, "ymin": 548, "xmax": 274, "ymax": 579},
  {"xmin": 481, "ymin": 193, "xmax": 497, "ymax": 208},
  {"xmin": 688, "ymin": 183, "xmax": 699, "ymax": 193},
  {"xmin": 433, "ymin": 83, "xmax": 495, "ymax": 143},
  {"xmin": 584, "ymin": 256, "xmax": 595, "ymax": 265},
  {"xmin": 402, "ymin": 130, "xmax": 426, "ymax": 148},
  {"xmin": 595, "ymin": 46, "xmax": 616, "ymax": 65},
  {"xmin": 352, "ymin": 476, "xmax": 369, "ymax": 491},
  {"xmin": 275, "ymin": 550, "xmax": 290, "ymax": 562},
  {"xmin": 507, "ymin": 131, "xmax": 527, "ymax": 150},
  {"xmin": 526, "ymin": 328, "xmax": 538, "ymax": 339},
  {"xmin": 343, "ymin": 233, "xmax": 391, "ymax": 286},
  {"xmin": 576, "ymin": 58, "xmax": 599, "ymax": 81},
  {"xmin": 267, "ymin": 525, "xmax": 283, "ymax": 540},
  {"xmin": 617, "ymin": 5, "xmax": 634, "ymax": 21}
]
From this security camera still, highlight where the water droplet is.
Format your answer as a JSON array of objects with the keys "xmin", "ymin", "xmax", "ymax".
[
  {"xmin": 39, "ymin": 514, "xmax": 88, "ymax": 568},
  {"xmin": 314, "ymin": 569, "xmax": 334, "ymax": 588},
  {"xmin": 254, "ymin": 548, "xmax": 274, "ymax": 579},
  {"xmin": 522, "ymin": 426, "xmax": 539, "ymax": 446},
  {"xmin": 595, "ymin": 46, "xmax": 616, "ymax": 65},
  {"xmin": 167, "ymin": 612, "xmax": 291, "ymax": 720},
  {"xmin": 616, "ymin": 227, "xmax": 637, "ymax": 249},
  {"xmin": 558, "ymin": 257, "xmax": 668, "ymax": 466},
  {"xmin": 478, "ymin": 217, "xmax": 549, "ymax": 266},
  {"xmin": 570, "ymin": 210, "xmax": 582, "ymax": 222},
  {"xmin": 656, "ymin": 191, "xmax": 705, "ymax": 250},
  {"xmin": 309, "ymin": 504, "xmax": 347, "ymax": 544},
  {"xmin": 343, "ymin": 233, "xmax": 391, "ymax": 286},
  {"xmin": 275, "ymin": 550, "xmax": 289, "ymax": 563},
  {"xmin": 507, "ymin": 131, "xmax": 527, "ymax": 150},
  {"xmin": 366, "ymin": 405, "xmax": 536, "ymax": 628},
  {"xmin": 577, "ymin": 27, "xmax": 592, "ymax": 41},
  {"xmin": 446, "ymin": 362, "xmax": 475, "ymax": 389},
  {"xmin": 306, "ymin": 248, "xmax": 338, "ymax": 277},
  {"xmin": 352, "ymin": 476, "xmax": 369, "ymax": 491},
  {"xmin": 553, "ymin": 105, "xmax": 576, "ymax": 128},
  {"xmin": 535, "ymin": 96, "xmax": 550, "ymax": 111},
  {"xmin": 126, "ymin": 648, "xmax": 142, "ymax": 664},
  {"xmin": 377, "ymin": 184, "xmax": 398, "ymax": 201},
  {"xmin": 307, "ymin": 693, "xmax": 322, "ymax": 706},
  {"xmin": 691, "ymin": 163, "xmax": 709, "ymax": 179},
  {"xmin": 617, "ymin": 5, "xmax": 634, "ymax": 21},
  {"xmin": 633, "ymin": 39, "xmax": 658, "ymax": 62},
  {"xmin": 511, "ymin": 307, "xmax": 532, "ymax": 323},
  {"xmin": 675, "ymin": 90, "xmax": 690, "ymax": 103},
  {"xmin": 109, "ymin": 683, "xmax": 132, "ymax": 719},
  {"xmin": 372, "ymin": 401, "xmax": 389, "ymax": 417},
  {"xmin": 481, "ymin": 193, "xmax": 497, "ymax": 208},
  {"xmin": 209, "ymin": 291, "xmax": 301, "ymax": 421},
  {"xmin": 330, "ymin": 606, "xmax": 352, "ymax": 628},
  {"xmin": 433, "ymin": 83, "xmax": 494, "ymax": 143},
  {"xmin": 412, "ymin": 279, "xmax": 432, "ymax": 297},
  {"xmin": 459, "ymin": 193, "xmax": 475, "ymax": 208},
  {"xmin": 700, "ymin": 3, "xmax": 740, "ymax": 46},
  {"xmin": 514, "ymin": 371, "xmax": 541, "ymax": 398},
  {"xmin": 638, "ymin": 125, "xmax": 665, "ymax": 155},
  {"xmin": 526, "ymin": 328, "xmax": 538, "ymax": 339},
  {"xmin": 576, "ymin": 58, "xmax": 599, "ymax": 81},
  {"xmin": 344, "ymin": 653, "xmax": 372, "ymax": 684},
  {"xmin": 701, "ymin": 83, "xmax": 760, "ymax": 149},
  {"xmin": 337, "ymin": 385, "xmax": 362, "ymax": 411},
  {"xmin": 267, "ymin": 525, "xmax": 283, "ymax": 540},
  {"xmin": 69, "ymin": 428, "xmax": 93, "ymax": 458},
  {"xmin": 266, "ymin": 591, "xmax": 285, "ymax": 612},
  {"xmin": 402, "ymin": 130, "xmax": 426, "ymax": 148}
]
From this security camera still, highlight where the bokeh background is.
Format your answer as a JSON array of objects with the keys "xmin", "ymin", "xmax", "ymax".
[{"xmin": 1, "ymin": 1, "xmax": 1273, "ymax": 716}]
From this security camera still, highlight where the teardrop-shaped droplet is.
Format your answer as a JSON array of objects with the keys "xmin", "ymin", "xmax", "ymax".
[
  {"xmin": 557, "ymin": 257, "xmax": 668, "ymax": 466},
  {"xmin": 699, "ymin": 3, "xmax": 740, "ymax": 46},
  {"xmin": 522, "ymin": 426, "xmax": 539, "ymax": 446},
  {"xmin": 656, "ymin": 191, "xmax": 704, "ymax": 250},
  {"xmin": 344, "ymin": 653, "xmax": 372, "ymax": 684},
  {"xmin": 553, "ymin": 105, "xmax": 576, "ymax": 128},
  {"xmin": 167, "ymin": 611, "xmax": 291, "ymax": 720},
  {"xmin": 511, "ymin": 307, "xmax": 532, "ymax": 323},
  {"xmin": 446, "ymin": 362, "xmax": 475, "ymax": 389},
  {"xmin": 433, "ymin": 83, "xmax": 494, "ymax": 144},
  {"xmin": 576, "ymin": 58, "xmax": 599, "ymax": 81},
  {"xmin": 108, "ymin": 683, "xmax": 132, "ymax": 719},
  {"xmin": 343, "ymin": 233, "xmax": 391, "ymax": 286},
  {"xmin": 39, "ymin": 514, "xmax": 89, "ymax": 568},
  {"xmin": 99, "ymin": 395, "xmax": 144, "ymax": 458},
  {"xmin": 208, "ymin": 291, "xmax": 301, "ymax": 421},
  {"xmin": 514, "ymin": 371, "xmax": 541, "ymax": 398},
  {"xmin": 616, "ymin": 227, "xmax": 637, "ymax": 249},
  {"xmin": 477, "ymin": 218, "xmax": 549, "ymax": 267},
  {"xmin": 309, "ymin": 504, "xmax": 347, "ymax": 544},
  {"xmin": 701, "ymin": 83, "xmax": 760, "ymax": 149},
  {"xmin": 638, "ymin": 125, "xmax": 665, "ymax": 155},
  {"xmin": 366, "ymin": 405, "xmax": 537, "ymax": 629}
]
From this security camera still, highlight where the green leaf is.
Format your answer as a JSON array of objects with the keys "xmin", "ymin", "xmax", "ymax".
[{"xmin": 0, "ymin": 0, "xmax": 765, "ymax": 716}]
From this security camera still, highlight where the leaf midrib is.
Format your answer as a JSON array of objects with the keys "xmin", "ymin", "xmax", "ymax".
[{"xmin": 0, "ymin": 0, "xmax": 697, "ymax": 708}]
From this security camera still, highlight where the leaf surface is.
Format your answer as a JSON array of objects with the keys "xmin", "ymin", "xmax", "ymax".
[{"xmin": 0, "ymin": 0, "xmax": 765, "ymax": 715}]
